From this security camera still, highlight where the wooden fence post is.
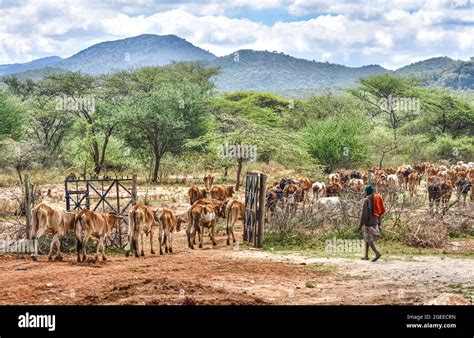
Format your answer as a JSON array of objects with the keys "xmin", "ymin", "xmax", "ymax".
[
  {"xmin": 132, "ymin": 174, "xmax": 137, "ymax": 205},
  {"xmin": 257, "ymin": 173, "xmax": 266, "ymax": 248},
  {"xmin": 25, "ymin": 174, "xmax": 31, "ymax": 241}
]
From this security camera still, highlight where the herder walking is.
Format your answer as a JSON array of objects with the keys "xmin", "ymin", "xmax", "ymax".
[{"xmin": 359, "ymin": 185, "xmax": 385, "ymax": 262}]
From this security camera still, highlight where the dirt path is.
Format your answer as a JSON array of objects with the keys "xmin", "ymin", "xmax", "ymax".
[{"xmin": 0, "ymin": 229, "xmax": 472, "ymax": 305}]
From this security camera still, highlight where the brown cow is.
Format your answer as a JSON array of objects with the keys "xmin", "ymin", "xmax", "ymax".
[
  {"xmin": 188, "ymin": 204, "xmax": 217, "ymax": 249},
  {"xmin": 30, "ymin": 203, "xmax": 76, "ymax": 261},
  {"xmin": 407, "ymin": 172, "xmax": 419, "ymax": 196},
  {"xmin": 226, "ymin": 200, "xmax": 244, "ymax": 245},
  {"xmin": 203, "ymin": 174, "xmax": 214, "ymax": 191},
  {"xmin": 188, "ymin": 185, "xmax": 208, "ymax": 205},
  {"xmin": 210, "ymin": 185, "xmax": 234, "ymax": 201},
  {"xmin": 75, "ymin": 209, "xmax": 122, "ymax": 262},
  {"xmin": 156, "ymin": 208, "xmax": 185, "ymax": 254},
  {"xmin": 299, "ymin": 178, "xmax": 314, "ymax": 203},
  {"xmin": 186, "ymin": 198, "xmax": 226, "ymax": 247},
  {"xmin": 126, "ymin": 204, "xmax": 160, "ymax": 257},
  {"xmin": 348, "ymin": 178, "xmax": 364, "ymax": 192},
  {"xmin": 326, "ymin": 182, "xmax": 343, "ymax": 197},
  {"xmin": 440, "ymin": 180, "xmax": 453, "ymax": 207}
]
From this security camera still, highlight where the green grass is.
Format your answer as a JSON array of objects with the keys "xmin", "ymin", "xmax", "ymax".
[
  {"xmin": 305, "ymin": 281, "xmax": 316, "ymax": 288},
  {"xmin": 304, "ymin": 264, "xmax": 337, "ymax": 272},
  {"xmin": 263, "ymin": 235, "xmax": 474, "ymax": 260}
]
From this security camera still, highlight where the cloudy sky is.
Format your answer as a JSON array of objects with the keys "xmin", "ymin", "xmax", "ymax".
[{"xmin": 0, "ymin": 0, "xmax": 472, "ymax": 69}]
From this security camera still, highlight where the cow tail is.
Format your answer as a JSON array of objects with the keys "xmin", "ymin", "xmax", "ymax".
[{"xmin": 132, "ymin": 211, "xmax": 141, "ymax": 253}]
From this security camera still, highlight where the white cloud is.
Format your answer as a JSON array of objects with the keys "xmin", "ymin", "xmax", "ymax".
[{"xmin": 0, "ymin": 0, "xmax": 472, "ymax": 70}]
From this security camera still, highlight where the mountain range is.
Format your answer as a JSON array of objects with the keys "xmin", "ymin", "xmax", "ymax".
[{"xmin": 1, "ymin": 34, "xmax": 472, "ymax": 96}]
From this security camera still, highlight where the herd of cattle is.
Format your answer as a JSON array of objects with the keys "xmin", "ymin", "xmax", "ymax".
[
  {"xmin": 266, "ymin": 161, "xmax": 473, "ymax": 216},
  {"xmin": 6, "ymin": 161, "xmax": 474, "ymax": 262},
  {"xmin": 27, "ymin": 174, "xmax": 243, "ymax": 262}
]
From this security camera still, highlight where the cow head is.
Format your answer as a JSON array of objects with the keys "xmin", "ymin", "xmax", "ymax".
[{"xmin": 226, "ymin": 186, "xmax": 235, "ymax": 198}]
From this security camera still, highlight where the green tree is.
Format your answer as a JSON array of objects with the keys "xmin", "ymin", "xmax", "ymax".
[
  {"xmin": 120, "ymin": 63, "xmax": 218, "ymax": 182},
  {"xmin": 303, "ymin": 115, "xmax": 369, "ymax": 173},
  {"xmin": 350, "ymin": 75, "xmax": 418, "ymax": 141},
  {"xmin": 0, "ymin": 92, "xmax": 24, "ymax": 141}
]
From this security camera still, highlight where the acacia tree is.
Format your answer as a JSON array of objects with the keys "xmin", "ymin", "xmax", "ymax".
[
  {"xmin": 188, "ymin": 97, "xmax": 315, "ymax": 190},
  {"xmin": 120, "ymin": 63, "xmax": 218, "ymax": 182},
  {"xmin": 350, "ymin": 75, "xmax": 418, "ymax": 142},
  {"xmin": 39, "ymin": 72, "xmax": 124, "ymax": 175}
]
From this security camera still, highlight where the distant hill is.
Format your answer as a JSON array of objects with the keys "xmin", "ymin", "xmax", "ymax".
[
  {"xmin": 57, "ymin": 34, "xmax": 216, "ymax": 74},
  {"xmin": 0, "ymin": 56, "xmax": 63, "ymax": 76},
  {"xmin": 435, "ymin": 60, "xmax": 474, "ymax": 90},
  {"xmin": 0, "ymin": 34, "xmax": 216, "ymax": 77},
  {"xmin": 209, "ymin": 49, "xmax": 389, "ymax": 95},
  {"xmin": 0, "ymin": 34, "xmax": 472, "ymax": 95}
]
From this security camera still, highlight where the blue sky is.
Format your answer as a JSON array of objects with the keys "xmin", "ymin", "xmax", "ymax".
[{"xmin": 0, "ymin": 0, "xmax": 472, "ymax": 69}]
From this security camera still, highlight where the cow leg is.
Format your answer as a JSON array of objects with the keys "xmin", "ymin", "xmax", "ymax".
[
  {"xmin": 150, "ymin": 229, "xmax": 155, "ymax": 255},
  {"xmin": 82, "ymin": 233, "xmax": 91, "ymax": 262},
  {"xmin": 48, "ymin": 234, "xmax": 58, "ymax": 261},
  {"xmin": 140, "ymin": 232, "xmax": 145, "ymax": 256},
  {"xmin": 169, "ymin": 232, "xmax": 174, "ymax": 253},
  {"xmin": 199, "ymin": 226, "xmax": 204, "ymax": 249},
  {"xmin": 100, "ymin": 237, "xmax": 107, "ymax": 261},
  {"xmin": 189, "ymin": 227, "xmax": 195, "ymax": 250},
  {"xmin": 231, "ymin": 222, "xmax": 236, "ymax": 244},
  {"xmin": 54, "ymin": 236, "xmax": 63, "ymax": 261},
  {"xmin": 158, "ymin": 224, "xmax": 164, "ymax": 255},
  {"xmin": 211, "ymin": 223, "xmax": 217, "ymax": 246},
  {"xmin": 226, "ymin": 214, "xmax": 231, "ymax": 245}
]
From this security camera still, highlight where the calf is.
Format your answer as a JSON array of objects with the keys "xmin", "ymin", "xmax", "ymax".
[
  {"xmin": 30, "ymin": 203, "xmax": 76, "ymax": 261},
  {"xmin": 75, "ymin": 209, "xmax": 122, "ymax": 262},
  {"xmin": 203, "ymin": 174, "xmax": 214, "ymax": 191},
  {"xmin": 455, "ymin": 178, "xmax": 472, "ymax": 205},
  {"xmin": 188, "ymin": 185, "xmax": 208, "ymax": 205},
  {"xmin": 126, "ymin": 204, "xmax": 160, "ymax": 257},
  {"xmin": 210, "ymin": 185, "xmax": 234, "ymax": 201},
  {"xmin": 326, "ymin": 182, "xmax": 343, "ymax": 197},
  {"xmin": 440, "ymin": 180, "xmax": 453, "ymax": 207},
  {"xmin": 299, "ymin": 178, "xmax": 314, "ymax": 203},
  {"xmin": 188, "ymin": 204, "xmax": 217, "ymax": 249},
  {"xmin": 312, "ymin": 182, "xmax": 326, "ymax": 203},
  {"xmin": 226, "ymin": 200, "xmax": 244, "ymax": 245},
  {"xmin": 186, "ymin": 198, "xmax": 226, "ymax": 248},
  {"xmin": 156, "ymin": 208, "xmax": 185, "ymax": 254},
  {"xmin": 428, "ymin": 183, "xmax": 442, "ymax": 214},
  {"xmin": 407, "ymin": 172, "xmax": 418, "ymax": 196},
  {"xmin": 348, "ymin": 178, "xmax": 364, "ymax": 192}
]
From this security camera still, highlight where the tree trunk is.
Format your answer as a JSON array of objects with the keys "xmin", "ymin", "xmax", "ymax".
[
  {"xmin": 152, "ymin": 153, "xmax": 161, "ymax": 183},
  {"xmin": 16, "ymin": 168, "xmax": 23, "ymax": 184},
  {"xmin": 235, "ymin": 157, "xmax": 243, "ymax": 191},
  {"xmin": 379, "ymin": 152, "xmax": 385, "ymax": 169}
]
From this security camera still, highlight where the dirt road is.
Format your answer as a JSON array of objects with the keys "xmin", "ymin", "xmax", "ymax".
[{"xmin": 0, "ymin": 229, "xmax": 472, "ymax": 305}]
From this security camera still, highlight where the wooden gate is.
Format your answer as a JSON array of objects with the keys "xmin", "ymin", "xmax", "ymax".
[
  {"xmin": 243, "ymin": 172, "xmax": 267, "ymax": 248},
  {"xmin": 64, "ymin": 175, "xmax": 137, "ymax": 248}
]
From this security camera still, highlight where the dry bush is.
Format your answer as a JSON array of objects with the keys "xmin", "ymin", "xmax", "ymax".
[{"xmin": 401, "ymin": 215, "xmax": 450, "ymax": 248}]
